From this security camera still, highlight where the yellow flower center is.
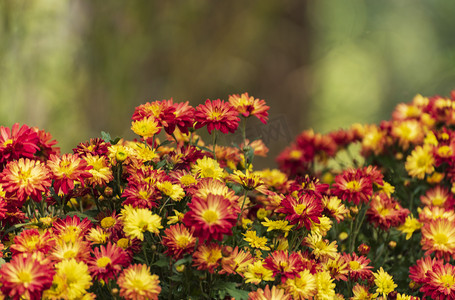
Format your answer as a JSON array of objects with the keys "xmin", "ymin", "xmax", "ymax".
[
  {"xmin": 289, "ymin": 150, "xmax": 302, "ymax": 160},
  {"xmin": 25, "ymin": 236, "xmax": 39, "ymax": 250},
  {"xmin": 180, "ymin": 174, "xmax": 196, "ymax": 186},
  {"xmin": 432, "ymin": 196, "xmax": 445, "ymax": 206},
  {"xmin": 116, "ymin": 151, "xmax": 128, "ymax": 161},
  {"xmin": 440, "ymin": 274, "xmax": 455, "ymax": 287},
  {"xmin": 349, "ymin": 260, "xmax": 361, "ymax": 270},
  {"xmin": 3, "ymin": 139, "xmax": 13, "ymax": 147},
  {"xmin": 117, "ymin": 238, "xmax": 130, "ymax": 249},
  {"xmin": 294, "ymin": 204, "xmax": 307, "ymax": 215},
  {"xmin": 378, "ymin": 207, "xmax": 390, "ymax": 217},
  {"xmin": 17, "ymin": 270, "xmax": 32, "ymax": 284},
  {"xmin": 101, "ymin": 217, "xmax": 116, "ymax": 229},
  {"xmin": 176, "ymin": 236, "xmax": 191, "ymax": 248},
  {"xmin": 96, "ymin": 256, "xmax": 112, "ymax": 268},
  {"xmin": 434, "ymin": 232, "xmax": 449, "ymax": 245},
  {"xmin": 138, "ymin": 190, "xmax": 150, "ymax": 200},
  {"xmin": 346, "ymin": 180, "xmax": 361, "ymax": 192},
  {"xmin": 63, "ymin": 249, "xmax": 77, "ymax": 259},
  {"xmin": 201, "ymin": 167, "xmax": 215, "ymax": 178},
  {"xmin": 202, "ymin": 210, "xmax": 219, "ymax": 224},
  {"xmin": 209, "ymin": 110, "xmax": 222, "ymax": 121},
  {"xmin": 438, "ymin": 145, "xmax": 452, "ymax": 157}
]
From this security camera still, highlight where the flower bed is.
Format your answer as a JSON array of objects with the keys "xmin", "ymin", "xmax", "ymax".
[{"xmin": 0, "ymin": 91, "xmax": 454, "ymax": 299}]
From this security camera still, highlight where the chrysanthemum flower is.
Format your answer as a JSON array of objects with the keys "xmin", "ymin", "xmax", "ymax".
[
  {"xmin": 409, "ymin": 256, "xmax": 443, "ymax": 285},
  {"xmin": 117, "ymin": 264, "xmax": 161, "ymax": 300},
  {"xmin": 420, "ymin": 262, "xmax": 455, "ymax": 299},
  {"xmin": 47, "ymin": 153, "xmax": 92, "ymax": 195},
  {"xmin": 254, "ymin": 168, "xmax": 288, "ymax": 192},
  {"xmin": 331, "ymin": 169, "xmax": 373, "ymax": 205},
  {"xmin": 391, "ymin": 119, "xmax": 425, "ymax": 150},
  {"xmin": 227, "ymin": 169, "xmax": 265, "ymax": 191},
  {"xmin": 261, "ymin": 217, "xmax": 294, "ymax": 236},
  {"xmin": 263, "ymin": 250, "xmax": 304, "ymax": 283},
  {"xmin": 156, "ymin": 180, "xmax": 185, "ymax": 201},
  {"xmin": 243, "ymin": 230, "xmax": 271, "ymax": 251},
  {"xmin": 351, "ymin": 284, "xmax": 375, "ymax": 300},
  {"xmin": 194, "ymin": 98, "xmax": 240, "ymax": 134},
  {"xmin": 310, "ymin": 216, "xmax": 333, "ymax": 237},
  {"xmin": 304, "ymin": 232, "xmax": 338, "ymax": 261},
  {"xmin": 359, "ymin": 124, "xmax": 388, "ymax": 156},
  {"xmin": 244, "ymin": 260, "xmax": 275, "ymax": 284},
  {"xmin": 405, "ymin": 145, "xmax": 435, "ymax": 179},
  {"xmin": 132, "ymin": 99, "xmax": 176, "ymax": 133},
  {"xmin": 421, "ymin": 218, "xmax": 455, "ymax": 261},
  {"xmin": 44, "ymin": 258, "xmax": 92, "ymax": 300},
  {"xmin": 220, "ymin": 246, "xmax": 254, "ymax": 276},
  {"xmin": 191, "ymin": 156, "xmax": 225, "ymax": 180},
  {"xmin": 249, "ymin": 285, "xmax": 291, "ymax": 300},
  {"xmin": 366, "ymin": 192, "xmax": 409, "ymax": 230},
  {"xmin": 419, "ymin": 206, "xmax": 455, "ymax": 223},
  {"xmin": 421, "ymin": 185, "xmax": 454, "ymax": 208},
  {"xmin": 1, "ymin": 158, "xmax": 51, "ymax": 202},
  {"xmin": 341, "ymin": 252, "xmax": 373, "ymax": 282},
  {"xmin": 52, "ymin": 215, "xmax": 93, "ymax": 243},
  {"xmin": 183, "ymin": 194, "xmax": 237, "ymax": 241},
  {"xmin": 373, "ymin": 267, "xmax": 397, "ymax": 298},
  {"xmin": 49, "ymin": 239, "xmax": 92, "ymax": 263},
  {"xmin": 88, "ymin": 242, "xmax": 131, "ymax": 282},
  {"xmin": 398, "ymin": 214, "xmax": 423, "ymax": 240},
  {"xmin": 10, "ymin": 228, "xmax": 55, "ymax": 255},
  {"xmin": 83, "ymin": 153, "xmax": 113, "ymax": 187},
  {"xmin": 228, "ymin": 92, "xmax": 269, "ymax": 124},
  {"xmin": 0, "ymin": 253, "xmax": 55, "ymax": 300},
  {"xmin": 322, "ymin": 196, "xmax": 349, "ymax": 223},
  {"xmin": 161, "ymin": 224, "xmax": 196, "ymax": 260},
  {"xmin": 86, "ymin": 226, "xmax": 111, "ymax": 245},
  {"xmin": 0, "ymin": 123, "xmax": 40, "ymax": 166},
  {"xmin": 281, "ymin": 269, "xmax": 317, "ymax": 299},
  {"xmin": 131, "ymin": 116, "xmax": 161, "ymax": 138},
  {"xmin": 122, "ymin": 182, "xmax": 160, "ymax": 209},
  {"xmin": 172, "ymin": 101, "xmax": 195, "ymax": 134},
  {"xmin": 315, "ymin": 270, "xmax": 336, "ymax": 299},
  {"xmin": 276, "ymin": 193, "xmax": 323, "ymax": 230},
  {"xmin": 120, "ymin": 205, "xmax": 163, "ymax": 241},
  {"xmin": 73, "ymin": 137, "xmax": 110, "ymax": 157},
  {"xmin": 32, "ymin": 127, "xmax": 61, "ymax": 160},
  {"xmin": 192, "ymin": 243, "xmax": 222, "ymax": 274}
]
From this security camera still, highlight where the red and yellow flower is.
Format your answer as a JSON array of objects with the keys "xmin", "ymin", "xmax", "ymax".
[{"xmin": 194, "ymin": 99, "xmax": 240, "ymax": 134}]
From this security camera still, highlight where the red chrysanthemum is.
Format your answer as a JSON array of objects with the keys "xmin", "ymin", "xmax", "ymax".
[
  {"xmin": 341, "ymin": 252, "xmax": 373, "ymax": 282},
  {"xmin": 73, "ymin": 138, "xmax": 110, "ymax": 157},
  {"xmin": 276, "ymin": 193, "xmax": 323, "ymax": 230},
  {"xmin": 228, "ymin": 92, "xmax": 269, "ymax": 124},
  {"xmin": 421, "ymin": 262, "xmax": 455, "ymax": 299},
  {"xmin": 331, "ymin": 168, "xmax": 373, "ymax": 205},
  {"xmin": 194, "ymin": 99, "xmax": 240, "ymax": 134},
  {"xmin": 132, "ymin": 99, "xmax": 177, "ymax": 135},
  {"xmin": 421, "ymin": 218, "xmax": 455, "ymax": 261},
  {"xmin": 409, "ymin": 256, "xmax": 443, "ymax": 285},
  {"xmin": 1, "ymin": 158, "xmax": 51, "ymax": 202},
  {"xmin": 192, "ymin": 242, "xmax": 222, "ymax": 274},
  {"xmin": 0, "ymin": 123, "xmax": 40, "ymax": 168},
  {"xmin": 52, "ymin": 215, "xmax": 93, "ymax": 243},
  {"xmin": 10, "ymin": 229, "xmax": 55, "ymax": 255},
  {"xmin": 32, "ymin": 127, "xmax": 60, "ymax": 161},
  {"xmin": 183, "ymin": 194, "xmax": 238, "ymax": 241},
  {"xmin": 0, "ymin": 253, "xmax": 55, "ymax": 300},
  {"xmin": 263, "ymin": 250, "xmax": 305, "ymax": 283},
  {"xmin": 173, "ymin": 101, "xmax": 195, "ymax": 134},
  {"xmin": 161, "ymin": 224, "xmax": 196, "ymax": 260},
  {"xmin": 366, "ymin": 192, "xmax": 409, "ymax": 230},
  {"xmin": 47, "ymin": 153, "xmax": 93, "ymax": 195},
  {"xmin": 122, "ymin": 182, "xmax": 160, "ymax": 209},
  {"xmin": 88, "ymin": 242, "xmax": 131, "ymax": 282}
]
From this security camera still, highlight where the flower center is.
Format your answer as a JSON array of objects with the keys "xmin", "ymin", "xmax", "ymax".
[
  {"xmin": 201, "ymin": 167, "xmax": 215, "ymax": 178},
  {"xmin": 209, "ymin": 110, "xmax": 222, "ymax": 121},
  {"xmin": 432, "ymin": 196, "xmax": 445, "ymax": 206},
  {"xmin": 202, "ymin": 210, "xmax": 218, "ymax": 224},
  {"xmin": 346, "ymin": 180, "xmax": 361, "ymax": 192},
  {"xmin": 176, "ymin": 236, "xmax": 191, "ymax": 248},
  {"xmin": 349, "ymin": 261, "xmax": 361, "ymax": 270},
  {"xmin": 101, "ymin": 217, "xmax": 116, "ymax": 229},
  {"xmin": 434, "ymin": 232, "xmax": 449, "ymax": 245},
  {"xmin": 294, "ymin": 203, "xmax": 307, "ymax": 215},
  {"xmin": 180, "ymin": 174, "xmax": 196, "ymax": 186},
  {"xmin": 441, "ymin": 274, "xmax": 455, "ymax": 287},
  {"xmin": 3, "ymin": 139, "xmax": 13, "ymax": 147},
  {"xmin": 117, "ymin": 238, "xmax": 130, "ymax": 249},
  {"xmin": 96, "ymin": 256, "xmax": 112, "ymax": 268},
  {"xmin": 289, "ymin": 150, "xmax": 302, "ymax": 160},
  {"xmin": 17, "ymin": 270, "xmax": 32, "ymax": 284}
]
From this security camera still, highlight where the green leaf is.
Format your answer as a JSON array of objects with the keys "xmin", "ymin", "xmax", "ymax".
[
  {"xmin": 101, "ymin": 131, "xmax": 112, "ymax": 143},
  {"xmin": 66, "ymin": 211, "xmax": 96, "ymax": 222},
  {"xmin": 168, "ymin": 275, "xmax": 182, "ymax": 282},
  {"xmin": 214, "ymin": 282, "xmax": 249, "ymax": 300}
]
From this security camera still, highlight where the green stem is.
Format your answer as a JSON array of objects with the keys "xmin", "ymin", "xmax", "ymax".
[{"xmin": 212, "ymin": 130, "xmax": 218, "ymax": 160}]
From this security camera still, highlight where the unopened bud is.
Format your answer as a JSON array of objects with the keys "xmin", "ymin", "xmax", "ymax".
[
  {"xmin": 388, "ymin": 241, "xmax": 397, "ymax": 249},
  {"xmin": 358, "ymin": 243, "xmax": 370, "ymax": 255}
]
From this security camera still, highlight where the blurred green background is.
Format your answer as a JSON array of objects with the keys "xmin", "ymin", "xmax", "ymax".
[{"xmin": 1, "ymin": 0, "xmax": 455, "ymax": 167}]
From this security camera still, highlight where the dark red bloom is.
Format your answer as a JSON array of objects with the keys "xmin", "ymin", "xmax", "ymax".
[{"xmin": 194, "ymin": 99, "xmax": 240, "ymax": 134}]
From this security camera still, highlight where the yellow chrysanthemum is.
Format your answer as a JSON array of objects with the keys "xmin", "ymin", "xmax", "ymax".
[
  {"xmin": 120, "ymin": 205, "xmax": 163, "ymax": 241},
  {"xmin": 86, "ymin": 227, "xmax": 110, "ymax": 244},
  {"xmin": 310, "ymin": 216, "xmax": 332, "ymax": 237},
  {"xmin": 284, "ymin": 269, "xmax": 317, "ymax": 299},
  {"xmin": 117, "ymin": 264, "xmax": 161, "ymax": 300},
  {"xmin": 44, "ymin": 258, "xmax": 92, "ymax": 300},
  {"xmin": 127, "ymin": 141, "xmax": 158, "ymax": 162},
  {"xmin": 157, "ymin": 181, "xmax": 185, "ymax": 201},
  {"xmin": 167, "ymin": 209, "xmax": 185, "ymax": 225},
  {"xmin": 315, "ymin": 270, "xmax": 336, "ymax": 300},
  {"xmin": 398, "ymin": 215, "xmax": 423, "ymax": 240},
  {"xmin": 261, "ymin": 218, "xmax": 294, "ymax": 237},
  {"xmin": 191, "ymin": 156, "xmax": 225, "ymax": 180},
  {"xmin": 405, "ymin": 145, "xmax": 435, "ymax": 179},
  {"xmin": 305, "ymin": 233, "xmax": 338, "ymax": 261},
  {"xmin": 108, "ymin": 143, "xmax": 133, "ymax": 163},
  {"xmin": 244, "ymin": 260, "xmax": 274, "ymax": 284},
  {"xmin": 131, "ymin": 116, "xmax": 161, "ymax": 138},
  {"xmin": 83, "ymin": 154, "xmax": 113, "ymax": 186},
  {"xmin": 373, "ymin": 267, "xmax": 397, "ymax": 297},
  {"xmin": 243, "ymin": 230, "xmax": 271, "ymax": 251}
]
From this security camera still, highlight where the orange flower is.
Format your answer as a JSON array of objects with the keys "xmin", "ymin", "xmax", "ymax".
[
  {"xmin": 0, "ymin": 123, "xmax": 40, "ymax": 167},
  {"xmin": 421, "ymin": 262, "xmax": 455, "ymax": 298},
  {"xmin": 341, "ymin": 252, "xmax": 373, "ymax": 282},
  {"xmin": 0, "ymin": 253, "xmax": 55, "ymax": 300},
  {"xmin": 47, "ymin": 153, "xmax": 92, "ymax": 195},
  {"xmin": 194, "ymin": 99, "xmax": 240, "ymax": 134},
  {"xmin": 183, "ymin": 194, "xmax": 238, "ymax": 241},
  {"xmin": 276, "ymin": 194, "xmax": 323, "ymax": 230},
  {"xmin": 161, "ymin": 224, "xmax": 196, "ymax": 260},
  {"xmin": 421, "ymin": 218, "xmax": 455, "ymax": 261},
  {"xmin": 88, "ymin": 242, "xmax": 131, "ymax": 282},
  {"xmin": 228, "ymin": 92, "xmax": 269, "ymax": 124},
  {"xmin": 263, "ymin": 250, "xmax": 304, "ymax": 283},
  {"xmin": 366, "ymin": 193, "xmax": 409, "ymax": 230},
  {"xmin": 10, "ymin": 229, "xmax": 55, "ymax": 256},
  {"xmin": 220, "ymin": 246, "xmax": 253, "ymax": 276},
  {"xmin": 1, "ymin": 158, "xmax": 51, "ymax": 202},
  {"xmin": 420, "ymin": 185, "xmax": 454, "ymax": 208},
  {"xmin": 192, "ymin": 243, "xmax": 222, "ymax": 274},
  {"xmin": 248, "ymin": 285, "xmax": 291, "ymax": 300},
  {"xmin": 332, "ymin": 168, "xmax": 373, "ymax": 205},
  {"xmin": 409, "ymin": 256, "xmax": 443, "ymax": 285}
]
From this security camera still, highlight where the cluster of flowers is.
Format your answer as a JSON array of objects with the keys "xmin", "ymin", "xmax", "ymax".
[{"xmin": 1, "ymin": 90, "xmax": 454, "ymax": 299}]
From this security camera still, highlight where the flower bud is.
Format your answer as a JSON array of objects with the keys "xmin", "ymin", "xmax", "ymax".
[
  {"xmin": 388, "ymin": 241, "xmax": 397, "ymax": 249},
  {"xmin": 357, "ymin": 243, "xmax": 370, "ymax": 255}
]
